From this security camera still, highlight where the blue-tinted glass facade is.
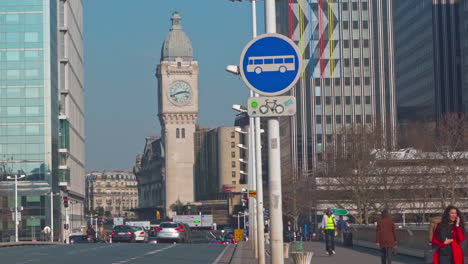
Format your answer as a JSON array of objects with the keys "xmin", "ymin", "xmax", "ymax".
[{"xmin": 0, "ymin": 0, "xmax": 59, "ymax": 241}]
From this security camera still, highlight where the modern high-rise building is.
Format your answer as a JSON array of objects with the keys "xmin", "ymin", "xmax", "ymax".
[
  {"xmin": 0, "ymin": 0, "xmax": 85, "ymax": 241},
  {"xmin": 394, "ymin": 0, "xmax": 468, "ymax": 123},
  {"xmin": 276, "ymin": 0, "xmax": 396, "ymax": 174}
]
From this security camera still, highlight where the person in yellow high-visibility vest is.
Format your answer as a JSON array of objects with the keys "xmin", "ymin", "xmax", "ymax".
[{"xmin": 321, "ymin": 208, "xmax": 336, "ymax": 256}]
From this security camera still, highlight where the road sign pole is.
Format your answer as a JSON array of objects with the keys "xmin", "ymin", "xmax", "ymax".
[
  {"xmin": 50, "ymin": 191, "xmax": 54, "ymax": 242},
  {"xmin": 265, "ymin": 1, "xmax": 284, "ymax": 263},
  {"xmin": 255, "ymin": 113, "xmax": 266, "ymax": 264},
  {"xmin": 14, "ymin": 175, "xmax": 18, "ymax": 242}
]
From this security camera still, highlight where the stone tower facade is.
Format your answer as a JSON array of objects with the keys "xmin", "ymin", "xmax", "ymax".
[{"xmin": 156, "ymin": 12, "xmax": 199, "ymax": 217}]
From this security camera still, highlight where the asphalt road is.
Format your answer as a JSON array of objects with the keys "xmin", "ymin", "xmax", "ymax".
[{"xmin": 0, "ymin": 243, "xmax": 227, "ymax": 264}]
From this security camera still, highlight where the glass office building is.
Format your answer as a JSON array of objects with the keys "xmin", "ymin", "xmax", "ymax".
[
  {"xmin": 276, "ymin": 0, "xmax": 396, "ymax": 174},
  {"xmin": 0, "ymin": 0, "xmax": 85, "ymax": 241},
  {"xmin": 394, "ymin": 0, "xmax": 468, "ymax": 123}
]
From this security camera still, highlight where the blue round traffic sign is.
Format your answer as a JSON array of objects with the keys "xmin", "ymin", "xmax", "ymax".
[{"xmin": 240, "ymin": 33, "xmax": 302, "ymax": 96}]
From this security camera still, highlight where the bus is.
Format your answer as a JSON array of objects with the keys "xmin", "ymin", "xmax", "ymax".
[{"xmin": 246, "ymin": 55, "xmax": 295, "ymax": 74}]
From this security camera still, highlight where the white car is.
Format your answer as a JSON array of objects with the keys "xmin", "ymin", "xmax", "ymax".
[{"xmin": 131, "ymin": 226, "xmax": 149, "ymax": 243}]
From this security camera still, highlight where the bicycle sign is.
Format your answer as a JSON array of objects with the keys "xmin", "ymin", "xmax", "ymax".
[
  {"xmin": 240, "ymin": 33, "xmax": 302, "ymax": 96},
  {"xmin": 248, "ymin": 96, "xmax": 296, "ymax": 117}
]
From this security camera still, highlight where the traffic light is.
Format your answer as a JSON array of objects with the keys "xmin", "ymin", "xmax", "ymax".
[{"xmin": 63, "ymin": 197, "xmax": 69, "ymax": 208}]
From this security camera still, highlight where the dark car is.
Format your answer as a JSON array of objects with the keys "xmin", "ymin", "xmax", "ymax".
[
  {"xmin": 69, "ymin": 235, "xmax": 88, "ymax": 244},
  {"xmin": 111, "ymin": 225, "xmax": 136, "ymax": 243}
]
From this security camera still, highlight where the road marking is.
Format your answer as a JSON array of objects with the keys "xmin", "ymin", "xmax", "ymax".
[
  {"xmin": 111, "ymin": 244, "xmax": 177, "ymax": 264},
  {"xmin": 212, "ymin": 244, "xmax": 231, "ymax": 264}
]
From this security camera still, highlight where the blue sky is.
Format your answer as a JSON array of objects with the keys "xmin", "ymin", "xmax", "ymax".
[{"xmin": 84, "ymin": 0, "xmax": 265, "ymax": 171}]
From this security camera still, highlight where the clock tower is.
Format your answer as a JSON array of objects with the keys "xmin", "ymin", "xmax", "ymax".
[{"xmin": 156, "ymin": 12, "xmax": 199, "ymax": 217}]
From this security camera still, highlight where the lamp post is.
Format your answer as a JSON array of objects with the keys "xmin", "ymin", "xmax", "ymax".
[
  {"xmin": 44, "ymin": 191, "xmax": 61, "ymax": 242},
  {"xmin": 6, "ymin": 174, "xmax": 26, "ymax": 242}
]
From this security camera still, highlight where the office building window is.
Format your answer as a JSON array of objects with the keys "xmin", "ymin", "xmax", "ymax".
[
  {"xmin": 317, "ymin": 135, "xmax": 323, "ymax": 143},
  {"xmin": 336, "ymin": 115, "xmax": 342, "ymax": 124},
  {"xmin": 355, "ymin": 77, "xmax": 361, "ymax": 85},
  {"xmin": 345, "ymin": 96, "xmax": 351, "ymax": 105},
  {"xmin": 232, "ymin": 171, "xmax": 236, "ymax": 177},
  {"xmin": 343, "ymin": 21, "xmax": 349, "ymax": 30},
  {"xmin": 344, "ymin": 40, "xmax": 349, "ymax": 48},
  {"xmin": 325, "ymin": 78, "xmax": 331, "ymax": 86},
  {"xmin": 316, "ymin": 115, "xmax": 322, "ymax": 123},
  {"xmin": 364, "ymin": 39, "xmax": 369, "ymax": 48},
  {"xmin": 353, "ymin": 2, "xmax": 358, "ymax": 10},
  {"xmin": 346, "ymin": 115, "xmax": 352, "ymax": 124},
  {"xmin": 353, "ymin": 40, "xmax": 359, "ymax": 47},
  {"xmin": 366, "ymin": 115, "xmax": 372, "ymax": 123},
  {"xmin": 344, "ymin": 58, "xmax": 350, "ymax": 67},
  {"xmin": 231, "ymin": 132, "xmax": 235, "ymax": 138},
  {"xmin": 364, "ymin": 58, "xmax": 370, "ymax": 66},
  {"xmin": 315, "ymin": 79, "xmax": 321, "ymax": 86},
  {"xmin": 363, "ymin": 21, "xmax": 369, "ymax": 29},
  {"xmin": 182, "ymin": 128, "xmax": 185, "ymax": 138},
  {"xmin": 315, "ymin": 96, "xmax": 321, "ymax": 105},
  {"xmin": 327, "ymin": 135, "xmax": 333, "ymax": 142},
  {"xmin": 336, "ymin": 97, "xmax": 341, "ymax": 105},
  {"xmin": 364, "ymin": 77, "xmax": 370, "ymax": 85},
  {"xmin": 356, "ymin": 115, "xmax": 362, "ymax": 123},
  {"xmin": 335, "ymin": 78, "xmax": 341, "ymax": 86},
  {"xmin": 353, "ymin": 21, "xmax": 359, "ymax": 29},
  {"xmin": 354, "ymin": 58, "xmax": 360, "ymax": 67},
  {"xmin": 365, "ymin": 96, "xmax": 371, "ymax": 104},
  {"xmin": 231, "ymin": 142, "xmax": 235, "ymax": 148},
  {"xmin": 231, "ymin": 161, "xmax": 236, "ymax": 168},
  {"xmin": 176, "ymin": 128, "xmax": 180, "ymax": 138},
  {"xmin": 355, "ymin": 96, "xmax": 361, "ymax": 105},
  {"xmin": 342, "ymin": 2, "xmax": 348, "ymax": 10},
  {"xmin": 326, "ymin": 115, "xmax": 332, "ymax": 124},
  {"xmin": 325, "ymin": 96, "xmax": 331, "ymax": 105},
  {"xmin": 345, "ymin": 78, "xmax": 351, "ymax": 85},
  {"xmin": 232, "ymin": 181, "xmax": 237, "ymax": 184},
  {"xmin": 362, "ymin": 2, "xmax": 368, "ymax": 10},
  {"xmin": 231, "ymin": 152, "xmax": 236, "ymax": 158}
]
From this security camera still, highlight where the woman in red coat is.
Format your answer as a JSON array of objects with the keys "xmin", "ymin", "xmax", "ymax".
[{"xmin": 432, "ymin": 205, "xmax": 465, "ymax": 264}]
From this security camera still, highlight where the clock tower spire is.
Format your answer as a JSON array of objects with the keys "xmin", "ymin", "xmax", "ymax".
[{"xmin": 156, "ymin": 12, "xmax": 199, "ymax": 218}]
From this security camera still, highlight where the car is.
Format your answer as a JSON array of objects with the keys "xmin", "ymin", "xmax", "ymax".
[
  {"xmin": 155, "ymin": 222, "xmax": 191, "ymax": 243},
  {"xmin": 111, "ymin": 225, "xmax": 136, "ymax": 243},
  {"xmin": 69, "ymin": 235, "xmax": 88, "ymax": 244},
  {"xmin": 131, "ymin": 226, "xmax": 149, "ymax": 243}
]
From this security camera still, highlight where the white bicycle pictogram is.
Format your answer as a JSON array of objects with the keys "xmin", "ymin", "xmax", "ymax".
[{"xmin": 259, "ymin": 100, "xmax": 285, "ymax": 114}]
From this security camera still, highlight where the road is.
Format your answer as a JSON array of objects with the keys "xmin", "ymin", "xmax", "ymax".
[{"xmin": 0, "ymin": 243, "xmax": 227, "ymax": 264}]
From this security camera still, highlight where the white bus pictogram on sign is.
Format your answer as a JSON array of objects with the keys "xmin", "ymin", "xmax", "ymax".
[{"xmin": 247, "ymin": 55, "xmax": 295, "ymax": 74}]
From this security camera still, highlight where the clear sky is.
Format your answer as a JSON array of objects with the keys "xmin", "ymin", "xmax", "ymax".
[{"xmin": 84, "ymin": 0, "xmax": 265, "ymax": 171}]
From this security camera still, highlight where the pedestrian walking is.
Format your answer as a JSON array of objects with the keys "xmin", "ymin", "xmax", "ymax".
[
  {"xmin": 321, "ymin": 208, "xmax": 336, "ymax": 256},
  {"xmin": 376, "ymin": 209, "xmax": 397, "ymax": 264},
  {"xmin": 431, "ymin": 205, "xmax": 465, "ymax": 264},
  {"xmin": 337, "ymin": 216, "xmax": 348, "ymax": 243}
]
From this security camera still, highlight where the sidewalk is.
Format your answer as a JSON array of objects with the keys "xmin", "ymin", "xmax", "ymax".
[{"xmin": 225, "ymin": 241, "xmax": 426, "ymax": 264}]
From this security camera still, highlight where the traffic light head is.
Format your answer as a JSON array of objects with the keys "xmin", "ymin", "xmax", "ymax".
[{"xmin": 63, "ymin": 197, "xmax": 69, "ymax": 208}]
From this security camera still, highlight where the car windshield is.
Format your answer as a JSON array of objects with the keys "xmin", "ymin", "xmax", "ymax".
[
  {"xmin": 160, "ymin": 223, "xmax": 178, "ymax": 228},
  {"xmin": 131, "ymin": 226, "xmax": 143, "ymax": 231},
  {"xmin": 114, "ymin": 226, "xmax": 131, "ymax": 232}
]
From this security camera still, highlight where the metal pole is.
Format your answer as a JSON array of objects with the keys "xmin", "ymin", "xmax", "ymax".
[
  {"xmin": 238, "ymin": 215, "xmax": 241, "ymax": 230},
  {"xmin": 250, "ymin": 1, "xmax": 260, "ymax": 259},
  {"xmin": 50, "ymin": 191, "xmax": 54, "ymax": 242},
  {"xmin": 255, "ymin": 115, "xmax": 266, "ymax": 264},
  {"xmin": 244, "ymin": 212, "xmax": 247, "ymax": 229},
  {"xmin": 15, "ymin": 175, "xmax": 18, "ymax": 242},
  {"xmin": 268, "ymin": 118, "xmax": 284, "ymax": 263}
]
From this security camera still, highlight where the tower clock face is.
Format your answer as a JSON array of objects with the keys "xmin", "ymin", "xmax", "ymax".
[{"xmin": 169, "ymin": 81, "xmax": 192, "ymax": 105}]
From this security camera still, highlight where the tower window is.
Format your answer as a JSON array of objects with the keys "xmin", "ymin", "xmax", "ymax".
[
  {"xmin": 231, "ymin": 132, "xmax": 235, "ymax": 138},
  {"xmin": 232, "ymin": 171, "xmax": 236, "ymax": 177},
  {"xmin": 231, "ymin": 161, "xmax": 236, "ymax": 168},
  {"xmin": 231, "ymin": 142, "xmax": 235, "ymax": 148},
  {"xmin": 231, "ymin": 152, "xmax": 236, "ymax": 158},
  {"xmin": 176, "ymin": 128, "xmax": 180, "ymax": 138},
  {"xmin": 182, "ymin": 128, "xmax": 185, "ymax": 138}
]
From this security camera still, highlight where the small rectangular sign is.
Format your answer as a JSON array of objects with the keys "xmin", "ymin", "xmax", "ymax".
[
  {"xmin": 249, "ymin": 191, "xmax": 257, "ymax": 197},
  {"xmin": 247, "ymin": 96, "xmax": 296, "ymax": 117},
  {"xmin": 234, "ymin": 229, "xmax": 244, "ymax": 242}
]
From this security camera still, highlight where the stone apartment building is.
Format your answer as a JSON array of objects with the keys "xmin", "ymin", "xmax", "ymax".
[{"xmin": 85, "ymin": 171, "xmax": 138, "ymax": 218}]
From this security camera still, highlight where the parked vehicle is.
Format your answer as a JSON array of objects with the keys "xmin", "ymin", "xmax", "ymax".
[
  {"xmin": 131, "ymin": 226, "xmax": 149, "ymax": 243},
  {"xmin": 111, "ymin": 225, "xmax": 136, "ymax": 243},
  {"xmin": 156, "ymin": 222, "xmax": 191, "ymax": 243},
  {"xmin": 69, "ymin": 235, "xmax": 88, "ymax": 244}
]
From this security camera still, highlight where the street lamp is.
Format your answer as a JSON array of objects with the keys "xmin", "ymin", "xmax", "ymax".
[
  {"xmin": 232, "ymin": 104, "xmax": 248, "ymax": 113},
  {"xmin": 6, "ymin": 174, "xmax": 26, "ymax": 242},
  {"xmin": 44, "ymin": 191, "xmax": 61, "ymax": 242}
]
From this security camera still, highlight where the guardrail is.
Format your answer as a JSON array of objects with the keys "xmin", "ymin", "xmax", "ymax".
[{"xmin": 350, "ymin": 225, "xmax": 468, "ymax": 258}]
